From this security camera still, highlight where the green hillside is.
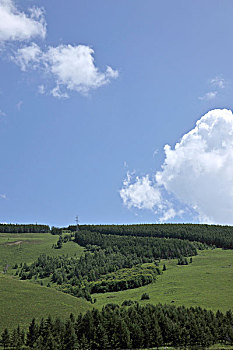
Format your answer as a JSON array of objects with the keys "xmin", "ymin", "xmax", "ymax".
[
  {"xmin": 0, "ymin": 227, "xmax": 232, "ymax": 340},
  {"xmin": 0, "ymin": 273, "xmax": 92, "ymax": 331},
  {"xmin": 0, "ymin": 231, "xmax": 90, "ymax": 331},
  {"xmin": 93, "ymin": 248, "xmax": 233, "ymax": 312},
  {"xmin": 0, "ymin": 232, "xmax": 84, "ymax": 272}
]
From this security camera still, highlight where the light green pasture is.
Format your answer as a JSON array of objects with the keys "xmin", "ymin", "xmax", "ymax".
[
  {"xmin": 93, "ymin": 249, "xmax": 233, "ymax": 313},
  {"xmin": 0, "ymin": 232, "xmax": 84, "ymax": 272}
]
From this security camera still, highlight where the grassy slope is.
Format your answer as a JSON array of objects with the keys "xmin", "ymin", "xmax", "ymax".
[
  {"xmin": 0, "ymin": 274, "xmax": 92, "ymax": 331},
  {"xmin": 0, "ymin": 232, "xmax": 232, "ymax": 333},
  {"xmin": 0, "ymin": 232, "xmax": 91, "ymax": 331},
  {"xmin": 0, "ymin": 232, "xmax": 84, "ymax": 272},
  {"xmin": 93, "ymin": 249, "xmax": 233, "ymax": 313}
]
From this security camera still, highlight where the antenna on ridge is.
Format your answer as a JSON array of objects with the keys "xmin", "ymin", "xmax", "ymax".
[{"xmin": 75, "ymin": 215, "xmax": 79, "ymax": 231}]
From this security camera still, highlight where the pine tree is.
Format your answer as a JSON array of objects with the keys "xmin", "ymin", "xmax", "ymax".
[
  {"xmin": 63, "ymin": 320, "xmax": 77, "ymax": 350},
  {"xmin": 1, "ymin": 328, "xmax": 10, "ymax": 350},
  {"xmin": 79, "ymin": 335, "xmax": 90, "ymax": 350},
  {"xmin": 93, "ymin": 323, "xmax": 110, "ymax": 350},
  {"xmin": 26, "ymin": 318, "xmax": 38, "ymax": 348}
]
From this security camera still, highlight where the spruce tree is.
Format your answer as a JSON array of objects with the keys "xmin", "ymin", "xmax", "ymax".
[
  {"xmin": 1, "ymin": 328, "xmax": 10, "ymax": 350},
  {"xmin": 26, "ymin": 318, "xmax": 38, "ymax": 348}
]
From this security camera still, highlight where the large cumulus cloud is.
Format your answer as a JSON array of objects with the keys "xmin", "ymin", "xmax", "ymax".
[{"xmin": 120, "ymin": 109, "xmax": 233, "ymax": 224}]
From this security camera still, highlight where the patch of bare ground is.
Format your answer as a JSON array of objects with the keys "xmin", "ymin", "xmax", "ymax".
[
  {"xmin": 2, "ymin": 240, "xmax": 41, "ymax": 246},
  {"xmin": 5, "ymin": 240, "xmax": 23, "ymax": 246}
]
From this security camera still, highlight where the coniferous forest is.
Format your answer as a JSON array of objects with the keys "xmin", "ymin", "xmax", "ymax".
[
  {"xmin": 1, "ymin": 304, "xmax": 233, "ymax": 349},
  {"xmin": 76, "ymin": 223, "xmax": 233, "ymax": 249},
  {"xmin": 0, "ymin": 224, "xmax": 50, "ymax": 234}
]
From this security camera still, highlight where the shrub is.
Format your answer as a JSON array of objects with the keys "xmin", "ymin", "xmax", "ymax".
[{"xmin": 141, "ymin": 293, "xmax": 150, "ymax": 300}]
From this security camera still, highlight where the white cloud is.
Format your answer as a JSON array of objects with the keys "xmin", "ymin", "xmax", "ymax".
[
  {"xmin": 0, "ymin": 0, "xmax": 46, "ymax": 42},
  {"xmin": 120, "ymin": 173, "xmax": 162, "ymax": 210},
  {"xmin": 198, "ymin": 76, "xmax": 226, "ymax": 101},
  {"xmin": 44, "ymin": 45, "xmax": 118, "ymax": 95},
  {"xmin": 50, "ymin": 85, "xmax": 69, "ymax": 99},
  {"xmin": 198, "ymin": 91, "xmax": 217, "ymax": 101},
  {"xmin": 119, "ymin": 173, "xmax": 180, "ymax": 222},
  {"xmin": 38, "ymin": 84, "xmax": 45, "ymax": 95},
  {"xmin": 159, "ymin": 208, "xmax": 177, "ymax": 222},
  {"xmin": 121, "ymin": 109, "xmax": 233, "ymax": 225},
  {"xmin": 13, "ymin": 43, "xmax": 118, "ymax": 96},
  {"xmin": 106, "ymin": 66, "xmax": 119, "ymax": 79},
  {"xmin": 156, "ymin": 109, "xmax": 233, "ymax": 224},
  {"xmin": 210, "ymin": 76, "xmax": 225, "ymax": 89},
  {"xmin": 0, "ymin": 194, "xmax": 7, "ymax": 199},
  {"xmin": 13, "ymin": 42, "xmax": 41, "ymax": 71}
]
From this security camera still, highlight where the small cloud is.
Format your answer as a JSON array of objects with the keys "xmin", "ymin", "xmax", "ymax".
[
  {"xmin": 159, "ymin": 208, "xmax": 184, "ymax": 222},
  {"xmin": 159, "ymin": 208, "xmax": 176, "ymax": 222},
  {"xmin": 106, "ymin": 66, "xmax": 119, "ymax": 79},
  {"xmin": 198, "ymin": 91, "xmax": 217, "ymax": 101},
  {"xmin": 50, "ymin": 85, "xmax": 69, "ymax": 99},
  {"xmin": 210, "ymin": 76, "xmax": 225, "ymax": 89},
  {"xmin": 13, "ymin": 43, "xmax": 119, "ymax": 97},
  {"xmin": 16, "ymin": 100, "xmax": 23, "ymax": 110},
  {"xmin": 198, "ymin": 76, "xmax": 227, "ymax": 102},
  {"xmin": 38, "ymin": 84, "xmax": 45, "ymax": 95},
  {"xmin": 153, "ymin": 149, "xmax": 159, "ymax": 157},
  {"xmin": 120, "ymin": 173, "xmax": 162, "ymax": 211},
  {"xmin": 0, "ymin": 194, "xmax": 7, "ymax": 199},
  {"xmin": 12, "ymin": 42, "xmax": 41, "ymax": 71}
]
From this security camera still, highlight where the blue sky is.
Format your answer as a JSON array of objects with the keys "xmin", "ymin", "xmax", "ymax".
[{"xmin": 1, "ymin": 0, "xmax": 233, "ymax": 226}]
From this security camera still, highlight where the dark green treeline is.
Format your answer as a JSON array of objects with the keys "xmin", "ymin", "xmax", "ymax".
[
  {"xmin": 0, "ymin": 224, "xmax": 49, "ymax": 233},
  {"xmin": 1, "ymin": 303, "xmax": 233, "ymax": 349},
  {"xmin": 70, "ymin": 223, "xmax": 233, "ymax": 249}
]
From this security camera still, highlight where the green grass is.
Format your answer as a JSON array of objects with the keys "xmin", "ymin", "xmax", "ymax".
[
  {"xmin": 0, "ymin": 232, "xmax": 232, "ymax": 335},
  {"xmin": 0, "ymin": 274, "xmax": 92, "ymax": 332},
  {"xmin": 0, "ymin": 232, "xmax": 84, "ymax": 272},
  {"xmin": 93, "ymin": 249, "xmax": 233, "ymax": 313},
  {"xmin": 0, "ymin": 232, "xmax": 90, "ymax": 332}
]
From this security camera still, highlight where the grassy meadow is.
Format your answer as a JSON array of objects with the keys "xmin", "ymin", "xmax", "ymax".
[
  {"xmin": 0, "ymin": 273, "xmax": 92, "ymax": 331},
  {"xmin": 93, "ymin": 248, "xmax": 233, "ymax": 312},
  {"xmin": 0, "ymin": 232, "xmax": 89, "ymax": 331},
  {"xmin": 0, "ymin": 230, "xmax": 232, "ymax": 334},
  {"xmin": 0, "ymin": 232, "xmax": 84, "ymax": 272}
]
